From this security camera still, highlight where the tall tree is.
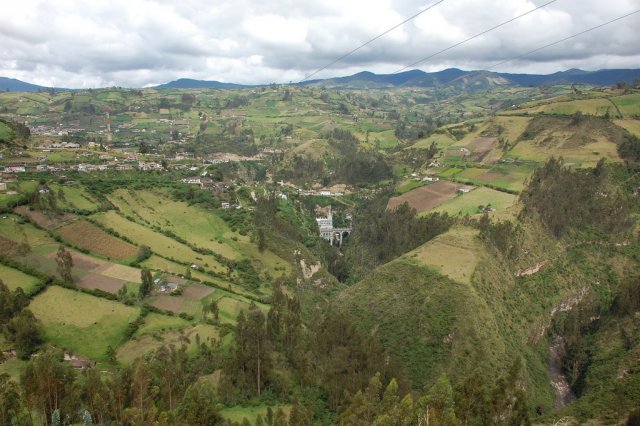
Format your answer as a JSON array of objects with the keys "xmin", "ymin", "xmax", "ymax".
[
  {"xmin": 0, "ymin": 373, "xmax": 23, "ymax": 426},
  {"xmin": 5, "ymin": 309, "xmax": 42, "ymax": 359},
  {"xmin": 55, "ymin": 245, "xmax": 73, "ymax": 283},
  {"xmin": 176, "ymin": 382, "xmax": 223, "ymax": 425},
  {"xmin": 21, "ymin": 350, "xmax": 76, "ymax": 425},
  {"xmin": 139, "ymin": 269, "xmax": 153, "ymax": 299}
]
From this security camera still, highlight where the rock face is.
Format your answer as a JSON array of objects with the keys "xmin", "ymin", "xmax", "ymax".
[{"xmin": 548, "ymin": 336, "xmax": 576, "ymax": 410}]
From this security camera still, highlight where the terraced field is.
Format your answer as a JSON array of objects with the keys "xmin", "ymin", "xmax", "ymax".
[
  {"xmin": 29, "ymin": 286, "xmax": 140, "ymax": 361},
  {"xmin": 430, "ymin": 187, "xmax": 517, "ymax": 217},
  {"xmin": 107, "ymin": 189, "xmax": 291, "ymax": 277},
  {"xmin": 0, "ymin": 263, "xmax": 41, "ymax": 294},
  {"xmin": 388, "ymin": 181, "xmax": 473, "ymax": 213},
  {"xmin": 92, "ymin": 210, "xmax": 228, "ymax": 273},
  {"xmin": 57, "ymin": 219, "xmax": 138, "ymax": 260}
]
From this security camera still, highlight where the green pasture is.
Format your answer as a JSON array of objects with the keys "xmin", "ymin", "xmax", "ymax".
[
  {"xmin": 614, "ymin": 119, "xmax": 640, "ymax": 137},
  {"xmin": 610, "ymin": 93, "xmax": 640, "ymax": 117},
  {"xmin": 431, "ymin": 187, "xmax": 517, "ymax": 217},
  {"xmin": 472, "ymin": 163, "xmax": 534, "ymax": 192},
  {"xmin": 29, "ymin": 286, "xmax": 140, "ymax": 361},
  {"xmin": 51, "ymin": 184, "xmax": 100, "ymax": 211},
  {"xmin": 0, "ymin": 121, "xmax": 13, "ymax": 141},
  {"xmin": 0, "ymin": 263, "xmax": 41, "ymax": 294},
  {"xmin": 220, "ymin": 405, "xmax": 291, "ymax": 424}
]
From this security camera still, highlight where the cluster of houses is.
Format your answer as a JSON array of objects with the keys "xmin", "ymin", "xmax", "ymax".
[
  {"xmin": 36, "ymin": 141, "xmax": 80, "ymax": 150},
  {"xmin": 298, "ymin": 188, "xmax": 345, "ymax": 197}
]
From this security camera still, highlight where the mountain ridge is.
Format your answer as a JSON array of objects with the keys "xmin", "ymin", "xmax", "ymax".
[{"xmin": 1, "ymin": 67, "xmax": 639, "ymax": 92}]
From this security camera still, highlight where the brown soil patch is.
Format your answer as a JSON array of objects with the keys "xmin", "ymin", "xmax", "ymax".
[
  {"xmin": 46, "ymin": 250, "xmax": 104, "ymax": 271},
  {"xmin": 15, "ymin": 206, "xmax": 76, "ymax": 230},
  {"xmin": 183, "ymin": 283, "xmax": 215, "ymax": 299},
  {"xmin": 151, "ymin": 295, "xmax": 183, "ymax": 312},
  {"xmin": 0, "ymin": 235, "xmax": 28, "ymax": 256},
  {"xmin": 57, "ymin": 220, "xmax": 137, "ymax": 260},
  {"xmin": 77, "ymin": 272, "xmax": 126, "ymax": 293},
  {"xmin": 466, "ymin": 137, "xmax": 497, "ymax": 151},
  {"xmin": 388, "ymin": 181, "xmax": 471, "ymax": 213}
]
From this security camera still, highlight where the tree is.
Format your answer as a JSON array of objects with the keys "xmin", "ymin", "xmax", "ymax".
[
  {"xmin": 0, "ymin": 279, "xmax": 28, "ymax": 325},
  {"xmin": 139, "ymin": 269, "xmax": 153, "ymax": 299},
  {"xmin": 257, "ymin": 227, "xmax": 266, "ymax": 252},
  {"xmin": 0, "ymin": 373, "xmax": 22, "ymax": 426},
  {"xmin": 5, "ymin": 309, "xmax": 43, "ymax": 359},
  {"xmin": 55, "ymin": 245, "xmax": 73, "ymax": 283},
  {"xmin": 136, "ymin": 245, "xmax": 151, "ymax": 262},
  {"xmin": 21, "ymin": 350, "xmax": 76, "ymax": 424},
  {"xmin": 417, "ymin": 373, "xmax": 459, "ymax": 426},
  {"xmin": 176, "ymin": 382, "xmax": 223, "ymax": 425}
]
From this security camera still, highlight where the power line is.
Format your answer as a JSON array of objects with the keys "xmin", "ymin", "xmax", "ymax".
[
  {"xmin": 394, "ymin": 0, "xmax": 558, "ymax": 74},
  {"xmin": 486, "ymin": 9, "xmax": 640, "ymax": 71},
  {"xmin": 301, "ymin": 0, "xmax": 446, "ymax": 82}
]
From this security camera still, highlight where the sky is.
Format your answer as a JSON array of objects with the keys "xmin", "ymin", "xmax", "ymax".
[{"xmin": 0, "ymin": 0, "xmax": 638, "ymax": 88}]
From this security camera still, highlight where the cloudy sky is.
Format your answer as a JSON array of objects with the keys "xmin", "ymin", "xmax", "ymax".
[{"xmin": 1, "ymin": 0, "xmax": 638, "ymax": 88}]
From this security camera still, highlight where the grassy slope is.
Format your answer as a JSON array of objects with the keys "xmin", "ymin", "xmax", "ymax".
[
  {"xmin": 334, "ymin": 218, "xmax": 638, "ymax": 413},
  {"xmin": 0, "ymin": 263, "xmax": 41, "ymax": 294},
  {"xmin": 29, "ymin": 286, "xmax": 140, "ymax": 361},
  {"xmin": 431, "ymin": 187, "xmax": 517, "ymax": 217},
  {"xmin": 0, "ymin": 121, "xmax": 13, "ymax": 141},
  {"xmin": 107, "ymin": 189, "xmax": 290, "ymax": 278},
  {"xmin": 92, "ymin": 210, "xmax": 227, "ymax": 273}
]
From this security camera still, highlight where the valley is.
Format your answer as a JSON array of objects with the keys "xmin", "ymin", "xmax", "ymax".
[{"xmin": 0, "ymin": 79, "xmax": 639, "ymax": 425}]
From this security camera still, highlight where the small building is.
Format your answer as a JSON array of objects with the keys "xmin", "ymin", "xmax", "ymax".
[
  {"xmin": 64, "ymin": 353, "xmax": 97, "ymax": 369},
  {"xmin": 0, "ymin": 183, "xmax": 7, "ymax": 191},
  {"xmin": 221, "ymin": 202, "xmax": 230, "ymax": 209}
]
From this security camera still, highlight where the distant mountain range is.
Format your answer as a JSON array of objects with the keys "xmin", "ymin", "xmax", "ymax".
[
  {"xmin": 153, "ymin": 78, "xmax": 250, "ymax": 90},
  {"xmin": 0, "ymin": 76, "xmax": 49, "ymax": 92},
  {"xmin": 1, "ymin": 68, "xmax": 639, "ymax": 92},
  {"xmin": 297, "ymin": 68, "xmax": 640, "ymax": 90}
]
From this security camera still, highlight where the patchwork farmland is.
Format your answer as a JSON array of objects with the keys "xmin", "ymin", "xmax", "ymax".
[{"xmin": 388, "ymin": 180, "xmax": 474, "ymax": 213}]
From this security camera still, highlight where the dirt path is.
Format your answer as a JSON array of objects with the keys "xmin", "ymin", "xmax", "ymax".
[{"xmin": 549, "ymin": 336, "xmax": 576, "ymax": 410}]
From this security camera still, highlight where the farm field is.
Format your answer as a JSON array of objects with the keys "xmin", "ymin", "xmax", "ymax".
[
  {"xmin": 610, "ymin": 93, "xmax": 640, "ymax": 116},
  {"xmin": 36, "ymin": 249, "xmax": 142, "ymax": 293},
  {"xmin": 148, "ymin": 280, "xmax": 263, "ymax": 324},
  {"xmin": 505, "ymin": 97, "xmax": 618, "ymax": 117},
  {"xmin": 108, "ymin": 189, "xmax": 241, "ymax": 259},
  {"xmin": 506, "ymin": 137, "xmax": 621, "ymax": 166},
  {"xmin": 452, "ymin": 137, "xmax": 501, "ymax": 164},
  {"xmin": 57, "ymin": 219, "xmax": 138, "ymax": 260},
  {"xmin": 491, "ymin": 116, "xmax": 532, "ymax": 142},
  {"xmin": 0, "ymin": 263, "xmax": 41, "ymax": 294},
  {"xmin": 430, "ymin": 187, "xmax": 517, "ymax": 217},
  {"xmin": 470, "ymin": 163, "xmax": 534, "ymax": 192},
  {"xmin": 92, "ymin": 210, "xmax": 227, "ymax": 273},
  {"xmin": 135, "ymin": 312, "xmax": 190, "ymax": 335},
  {"xmin": 0, "ymin": 214, "xmax": 59, "ymax": 254},
  {"xmin": 455, "ymin": 167, "xmax": 489, "ymax": 180},
  {"xmin": 14, "ymin": 206, "xmax": 76, "ymax": 230},
  {"xmin": 50, "ymin": 184, "xmax": 100, "ymax": 211},
  {"xmin": 396, "ymin": 179, "xmax": 424, "ymax": 194},
  {"xmin": 614, "ymin": 118, "xmax": 640, "ymax": 137},
  {"xmin": 117, "ymin": 323, "xmax": 225, "ymax": 363},
  {"xmin": 387, "ymin": 181, "xmax": 473, "ymax": 213},
  {"xmin": 220, "ymin": 405, "xmax": 292, "ymax": 424},
  {"xmin": 107, "ymin": 189, "xmax": 291, "ymax": 278},
  {"xmin": 403, "ymin": 226, "xmax": 480, "ymax": 285},
  {"xmin": 409, "ymin": 132, "xmax": 456, "ymax": 150},
  {"xmin": 29, "ymin": 286, "xmax": 140, "ymax": 361}
]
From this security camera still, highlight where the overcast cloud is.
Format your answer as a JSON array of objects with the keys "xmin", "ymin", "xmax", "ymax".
[{"xmin": 1, "ymin": 0, "xmax": 638, "ymax": 88}]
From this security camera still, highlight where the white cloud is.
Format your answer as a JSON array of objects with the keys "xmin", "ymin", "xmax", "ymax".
[{"xmin": 0, "ymin": 0, "xmax": 637, "ymax": 87}]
